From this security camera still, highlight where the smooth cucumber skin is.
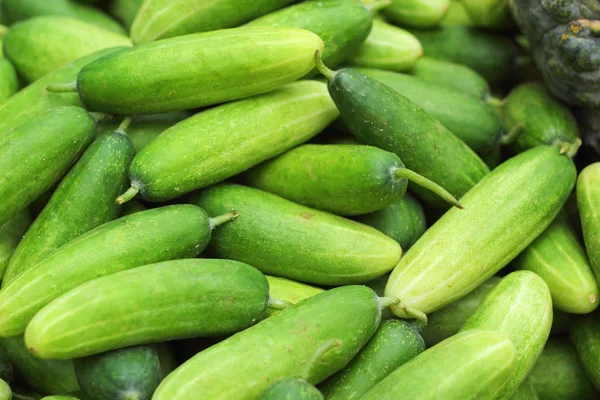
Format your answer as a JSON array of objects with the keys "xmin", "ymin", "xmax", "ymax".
[
  {"xmin": 326, "ymin": 68, "xmax": 489, "ymax": 209},
  {"xmin": 128, "ymin": 80, "xmax": 338, "ymax": 202},
  {"xmin": 242, "ymin": 144, "xmax": 409, "ymax": 216},
  {"xmin": 260, "ymin": 379, "xmax": 323, "ymax": 400},
  {"xmin": 510, "ymin": 379, "xmax": 539, "ymax": 400},
  {"xmin": 191, "ymin": 183, "xmax": 401, "ymax": 285},
  {"xmin": 0, "ymin": 346, "xmax": 12, "ymax": 383},
  {"xmin": 266, "ymin": 276, "xmax": 324, "ymax": 316},
  {"xmin": 459, "ymin": 271, "xmax": 553, "ymax": 399},
  {"xmin": 385, "ymin": 146, "xmax": 576, "ymax": 318},
  {"xmin": 3, "ymin": 130, "xmax": 135, "ymax": 285},
  {"xmin": 320, "ymin": 320, "xmax": 425, "ymax": 400},
  {"xmin": 0, "ymin": 57, "xmax": 17, "ymax": 104},
  {"xmin": 0, "ymin": 106, "xmax": 96, "ymax": 227},
  {"xmin": 77, "ymin": 27, "xmax": 323, "ymax": 114},
  {"xmin": 570, "ymin": 312, "xmax": 600, "ymax": 390},
  {"xmin": 0, "ymin": 210, "xmax": 31, "ymax": 281},
  {"xmin": 382, "ymin": 0, "xmax": 450, "ymax": 28},
  {"xmin": 577, "ymin": 163, "xmax": 600, "ymax": 279},
  {"xmin": 153, "ymin": 286, "xmax": 381, "ymax": 400},
  {"xmin": 354, "ymin": 67, "xmax": 502, "ymax": 155},
  {"xmin": 0, "ymin": 379, "xmax": 9, "ymax": 400},
  {"xmin": 0, "ymin": 205, "xmax": 212, "ymax": 338},
  {"xmin": 512, "ymin": 212, "xmax": 599, "ymax": 314},
  {"xmin": 131, "ymin": 0, "xmax": 295, "ymax": 44}
]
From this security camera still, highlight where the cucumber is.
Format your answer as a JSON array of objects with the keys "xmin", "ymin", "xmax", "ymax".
[
  {"xmin": 190, "ymin": 183, "xmax": 402, "ymax": 285},
  {"xmin": 511, "ymin": 379, "xmax": 539, "ymax": 400},
  {"xmin": 242, "ymin": 144, "xmax": 461, "ymax": 216},
  {"xmin": 2, "ymin": 16, "xmax": 131, "ymax": 83},
  {"xmin": 40, "ymin": 397, "xmax": 79, "ymax": 400},
  {"xmin": 0, "ymin": 379, "xmax": 9, "ymax": 400},
  {"xmin": 266, "ymin": 276, "xmax": 324, "ymax": 316},
  {"xmin": 109, "ymin": 0, "xmax": 144, "ymax": 28},
  {"xmin": 0, "ymin": 205, "xmax": 232, "ymax": 337},
  {"xmin": 0, "ymin": 346, "xmax": 11, "ymax": 383},
  {"xmin": 0, "ymin": 57, "xmax": 17, "ymax": 104},
  {"xmin": 384, "ymin": 145, "xmax": 577, "ymax": 318},
  {"xmin": 320, "ymin": 319, "xmax": 425, "ymax": 400},
  {"xmin": 361, "ymin": 329, "xmax": 516, "ymax": 400},
  {"xmin": 502, "ymin": 83, "xmax": 581, "ymax": 153},
  {"xmin": 0, "ymin": 210, "xmax": 31, "ymax": 281},
  {"xmin": 3, "ymin": 122, "xmax": 135, "ymax": 285},
  {"xmin": 570, "ymin": 311, "xmax": 600, "ymax": 390},
  {"xmin": 314, "ymin": 55, "xmax": 490, "ymax": 209},
  {"xmin": 131, "ymin": 0, "xmax": 296, "ymax": 44},
  {"xmin": 512, "ymin": 212, "xmax": 599, "ymax": 314},
  {"xmin": 49, "ymin": 27, "xmax": 323, "ymax": 115},
  {"xmin": 353, "ymin": 67, "xmax": 503, "ymax": 155},
  {"xmin": 381, "ymin": 0, "xmax": 450, "ymax": 28},
  {"xmin": 118, "ymin": 80, "xmax": 338, "ymax": 203},
  {"xmin": 152, "ymin": 286, "xmax": 383, "ymax": 400},
  {"xmin": 120, "ymin": 201, "xmax": 146, "ymax": 217},
  {"xmin": 74, "ymin": 345, "xmax": 161, "ymax": 400},
  {"xmin": 577, "ymin": 163, "xmax": 600, "ymax": 279},
  {"xmin": 0, "ymin": 106, "xmax": 96, "ymax": 227},
  {"xmin": 460, "ymin": 0, "xmax": 512, "ymax": 29},
  {"xmin": 459, "ymin": 271, "xmax": 553, "ymax": 399},
  {"xmin": 441, "ymin": 0, "xmax": 473, "ymax": 26}
]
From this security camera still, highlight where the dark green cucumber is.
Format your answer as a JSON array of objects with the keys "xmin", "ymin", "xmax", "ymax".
[
  {"xmin": 511, "ymin": 379, "xmax": 539, "ymax": 400},
  {"xmin": 570, "ymin": 311, "xmax": 600, "ymax": 390},
  {"xmin": 0, "ymin": 106, "xmax": 96, "ymax": 227},
  {"xmin": 0, "ymin": 205, "xmax": 232, "ymax": 337},
  {"xmin": 578, "ymin": 163, "xmax": 600, "ymax": 283},
  {"xmin": 0, "ymin": 57, "xmax": 18, "ymax": 104},
  {"xmin": 242, "ymin": 144, "xmax": 461, "ymax": 216},
  {"xmin": 3, "ymin": 123, "xmax": 135, "ymax": 285},
  {"xmin": 320, "ymin": 320, "xmax": 425, "ymax": 400},
  {"xmin": 0, "ymin": 346, "xmax": 12, "ymax": 383},
  {"xmin": 190, "ymin": 183, "xmax": 401, "ymax": 285},
  {"xmin": 0, "ymin": 210, "xmax": 31, "ymax": 281},
  {"xmin": 381, "ymin": 0, "xmax": 450, "ymax": 28},
  {"xmin": 120, "ymin": 201, "xmax": 147, "ymax": 217},
  {"xmin": 109, "ymin": 0, "xmax": 144, "ymax": 29},
  {"xmin": 314, "ymin": 55, "xmax": 489, "ymax": 209},
  {"xmin": 152, "ymin": 286, "xmax": 383, "ymax": 400}
]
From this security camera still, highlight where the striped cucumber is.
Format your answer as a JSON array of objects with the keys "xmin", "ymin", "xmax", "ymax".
[
  {"xmin": 381, "ymin": 0, "xmax": 450, "ymax": 28},
  {"xmin": 570, "ymin": 311, "xmax": 600, "ymax": 390},
  {"xmin": 0, "ymin": 210, "xmax": 31, "ymax": 281},
  {"xmin": 511, "ymin": 379, "xmax": 539, "ymax": 400},
  {"xmin": 0, "ymin": 57, "xmax": 17, "ymax": 104},
  {"xmin": 266, "ymin": 276, "xmax": 324, "ymax": 316},
  {"xmin": 577, "ymin": 163, "xmax": 600, "ymax": 279}
]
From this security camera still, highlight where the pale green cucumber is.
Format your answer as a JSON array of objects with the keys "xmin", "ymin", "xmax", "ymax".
[{"xmin": 381, "ymin": 0, "xmax": 450, "ymax": 28}]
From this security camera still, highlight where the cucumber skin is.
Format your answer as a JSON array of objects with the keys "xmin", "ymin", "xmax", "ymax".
[
  {"xmin": 153, "ymin": 286, "xmax": 381, "ymax": 400},
  {"xmin": 266, "ymin": 276, "xmax": 324, "ymax": 316},
  {"xmin": 385, "ymin": 146, "xmax": 576, "ymax": 317},
  {"xmin": 260, "ymin": 379, "xmax": 323, "ymax": 400},
  {"xmin": 510, "ymin": 379, "xmax": 539, "ymax": 400},
  {"xmin": 381, "ymin": 0, "xmax": 450, "ymax": 29},
  {"xmin": 570, "ymin": 312, "xmax": 600, "ymax": 391},
  {"xmin": 0, "ymin": 106, "xmax": 96, "ymax": 227},
  {"xmin": 0, "ymin": 58, "xmax": 18, "ymax": 104},
  {"xmin": 3, "ymin": 130, "xmax": 135, "ymax": 285},
  {"xmin": 0, "ymin": 210, "xmax": 31, "ymax": 281},
  {"xmin": 577, "ymin": 163, "xmax": 600, "ymax": 279},
  {"xmin": 129, "ymin": 81, "xmax": 338, "ymax": 202},
  {"xmin": 77, "ymin": 27, "xmax": 324, "ymax": 114},
  {"xmin": 320, "ymin": 320, "xmax": 425, "ymax": 400},
  {"xmin": 459, "ymin": 271, "xmax": 553, "ymax": 400},
  {"xmin": 191, "ymin": 183, "xmax": 401, "ymax": 285},
  {"xmin": 0, "ymin": 205, "xmax": 212, "ymax": 338}
]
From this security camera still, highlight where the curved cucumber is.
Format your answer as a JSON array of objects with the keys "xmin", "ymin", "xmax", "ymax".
[
  {"xmin": 384, "ymin": 145, "xmax": 577, "ymax": 318},
  {"xmin": 0, "ymin": 58, "xmax": 18, "ymax": 104},
  {"xmin": 577, "ymin": 163, "xmax": 600, "ymax": 279},
  {"xmin": 381, "ymin": 0, "xmax": 450, "ymax": 28},
  {"xmin": 511, "ymin": 379, "xmax": 539, "ymax": 400},
  {"xmin": 570, "ymin": 312, "xmax": 600, "ymax": 390},
  {"xmin": 260, "ymin": 379, "xmax": 322, "ymax": 400},
  {"xmin": 266, "ymin": 276, "xmax": 324, "ymax": 316},
  {"xmin": 191, "ymin": 183, "xmax": 401, "ymax": 285},
  {"xmin": 0, "ymin": 210, "xmax": 31, "ymax": 281}
]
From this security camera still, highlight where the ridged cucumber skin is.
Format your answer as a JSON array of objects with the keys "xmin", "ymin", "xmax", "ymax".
[
  {"xmin": 510, "ymin": 379, "xmax": 539, "ymax": 400},
  {"xmin": 128, "ymin": 80, "xmax": 338, "ymax": 202},
  {"xmin": 354, "ymin": 67, "xmax": 502, "ymax": 155},
  {"xmin": 0, "ymin": 205, "xmax": 212, "ymax": 338},
  {"xmin": 385, "ymin": 145, "xmax": 576, "ymax": 318},
  {"xmin": 153, "ymin": 286, "xmax": 381, "ymax": 400},
  {"xmin": 420, "ymin": 276, "xmax": 501, "ymax": 346},
  {"xmin": 260, "ymin": 379, "xmax": 323, "ymax": 400},
  {"xmin": 570, "ymin": 312, "xmax": 600, "ymax": 391},
  {"xmin": 131, "ymin": 0, "xmax": 295, "ymax": 44},
  {"xmin": 577, "ymin": 163, "xmax": 600, "ymax": 279},
  {"xmin": 320, "ymin": 320, "xmax": 425, "ymax": 400},
  {"xmin": 77, "ymin": 27, "xmax": 323, "ymax": 114},
  {"xmin": 529, "ymin": 338, "xmax": 597, "ymax": 400},
  {"xmin": 0, "ymin": 210, "xmax": 31, "ymax": 281},
  {"xmin": 325, "ymin": 68, "xmax": 489, "ymax": 209},
  {"xmin": 0, "ymin": 47, "xmax": 125, "ymax": 135},
  {"xmin": 0, "ymin": 106, "xmax": 96, "ymax": 227},
  {"xmin": 0, "ymin": 379, "xmax": 9, "ymax": 400},
  {"xmin": 191, "ymin": 183, "xmax": 402, "ymax": 285},
  {"xmin": 360, "ymin": 329, "xmax": 516, "ymax": 400},
  {"xmin": 459, "ymin": 271, "xmax": 553, "ymax": 400},
  {"xmin": 0, "ymin": 346, "xmax": 12, "ymax": 383},
  {"xmin": 3, "ymin": 130, "xmax": 135, "ymax": 285},
  {"xmin": 242, "ymin": 144, "xmax": 411, "ymax": 216},
  {"xmin": 0, "ymin": 58, "xmax": 17, "ymax": 104},
  {"xmin": 266, "ymin": 276, "xmax": 324, "ymax": 316},
  {"xmin": 109, "ymin": 0, "xmax": 144, "ymax": 29},
  {"xmin": 381, "ymin": 0, "xmax": 450, "ymax": 29},
  {"xmin": 512, "ymin": 213, "xmax": 599, "ymax": 314}
]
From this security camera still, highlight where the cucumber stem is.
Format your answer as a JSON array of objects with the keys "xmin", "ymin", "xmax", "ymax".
[
  {"xmin": 89, "ymin": 112, "xmax": 115, "ymax": 123},
  {"xmin": 487, "ymin": 96, "xmax": 505, "ymax": 116},
  {"xmin": 393, "ymin": 168, "xmax": 463, "ymax": 209},
  {"xmin": 116, "ymin": 186, "xmax": 139, "ymax": 205},
  {"xmin": 378, "ymin": 296, "xmax": 400, "ymax": 309},
  {"xmin": 560, "ymin": 138, "xmax": 583, "ymax": 158},
  {"xmin": 500, "ymin": 123, "xmax": 524, "ymax": 145},
  {"xmin": 364, "ymin": 0, "xmax": 391, "ymax": 13},
  {"xmin": 268, "ymin": 298, "xmax": 293, "ymax": 311},
  {"xmin": 46, "ymin": 81, "xmax": 78, "ymax": 93},
  {"xmin": 314, "ymin": 50, "xmax": 336, "ymax": 81},
  {"xmin": 299, "ymin": 338, "xmax": 342, "ymax": 381},
  {"xmin": 209, "ymin": 211, "xmax": 239, "ymax": 229},
  {"xmin": 116, "ymin": 117, "xmax": 132, "ymax": 135}
]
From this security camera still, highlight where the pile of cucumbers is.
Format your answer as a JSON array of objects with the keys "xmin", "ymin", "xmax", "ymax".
[{"xmin": 1, "ymin": 0, "xmax": 599, "ymax": 399}]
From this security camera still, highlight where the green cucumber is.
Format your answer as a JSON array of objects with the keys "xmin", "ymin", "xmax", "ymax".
[
  {"xmin": 109, "ymin": 0, "xmax": 144, "ymax": 28},
  {"xmin": 381, "ymin": 0, "xmax": 450, "ymax": 28},
  {"xmin": 0, "ymin": 210, "xmax": 31, "ymax": 281},
  {"xmin": 0, "ymin": 205, "xmax": 233, "ymax": 337},
  {"xmin": 512, "ymin": 212, "xmax": 599, "ymax": 314},
  {"xmin": 460, "ymin": 0, "xmax": 512, "ymax": 29},
  {"xmin": 131, "ymin": 0, "xmax": 296, "ymax": 44},
  {"xmin": 0, "ymin": 106, "xmax": 96, "ymax": 227},
  {"xmin": 459, "ymin": 271, "xmax": 553, "ymax": 399},
  {"xmin": 0, "ymin": 379, "xmax": 9, "ymax": 400},
  {"xmin": 3, "ymin": 121, "xmax": 135, "ymax": 285},
  {"xmin": 119, "ymin": 80, "xmax": 338, "ymax": 203},
  {"xmin": 49, "ymin": 27, "xmax": 324, "ymax": 115},
  {"xmin": 0, "ymin": 57, "xmax": 17, "ymax": 104},
  {"xmin": 152, "ymin": 286, "xmax": 383, "ymax": 400},
  {"xmin": 242, "ymin": 144, "xmax": 461, "ymax": 216},
  {"xmin": 576, "ymin": 163, "xmax": 600, "ymax": 279},
  {"xmin": 40, "ymin": 397, "xmax": 79, "ymax": 400},
  {"xmin": 2, "ymin": 16, "xmax": 131, "ymax": 83},
  {"xmin": 314, "ymin": 54, "xmax": 490, "ymax": 209},
  {"xmin": 190, "ymin": 183, "xmax": 401, "ymax": 285},
  {"xmin": 384, "ymin": 145, "xmax": 577, "ymax": 318},
  {"xmin": 441, "ymin": 0, "xmax": 473, "ymax": 26},
  {"xmin": 511, "ymin": 379, "xmax": 539, "ymax": 400},
  {"xmin": 266, "ymin": 276, "xmax": 324, "ymax": 316},
  {"xmin": 120, "ymin": 201, "xmax": 146, "ymax": 217},
  {"xmin": 360, "ymin": 329, "xmax": 517, "ymax": 400},
  {"xmin": 354, "ymin": 67, "xmax": 502, "ymax": 155},
  {"xmin": 0, "ymin": 347, "xmax": 11, "ymax": 383},
  {"xmin": 74, "ymin": 345, "xmax": 161, "ymax": 400},
  {"xmin": 320, "ymin": 319, "xmax": 425, "ymax": 400},
  {"xmin": 570, "ymin": 311, "xmax": 600, "ymax": 390}
]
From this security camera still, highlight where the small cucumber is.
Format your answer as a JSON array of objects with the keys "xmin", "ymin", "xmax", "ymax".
[
  {"xmin": 570, "ymin": 311, "xmax": 600, "ymax": 390},
  {"xmin": 512, "ymin": 212, "xmax": 599, "ymax": 314},
  {"xmin": 109, "ymin": 0, "xmax": 144, "ymax": 29},
  {"xmin": 0, "ymin": 379, "xmax": 9, "ymax": 400},
  {"xmin": 266, "ymin": 276, "xmax": 324, "ymax": 316},
  {"xmin": 459, "ymin": 271, "xmax": 553, "ymax": 399},
  {"xmin": 0, "ymin": 106, "xmax": 96, "ymax": 227},
  {"xmin": 152, "ymin": 286, "xmax": 383, "ymax": 400},
  {"xmin": 320, "ymin": 319, "xmax": 425, "ymax": 400},
  {"xmin": 0, "ymin": 57, "xmax": 18, "ymax": 104},
  {"xmin": 118, "ymin": 80, "xmax": 338, "ymax": 203},
  {"xmin": 190, "ymin": 183, "xmax": 401, "ymax": 285},
  {"xmin": 577, "ymin": 163, "xmax": 600, "ymax": 278},
  {"xmin": 381, "ymin": 0, "xmax": 450, "ymax": 28},
  {"xmin": 0, "ymin": 346, "xmax": 12, "ymax": 383},
  {"xmin": 0, "ymin": 210, "xmax": 31, "ymax": 281},
  {"xmin": 511, "ymin": 379, "xmax": 539, "ymax": 400}
]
